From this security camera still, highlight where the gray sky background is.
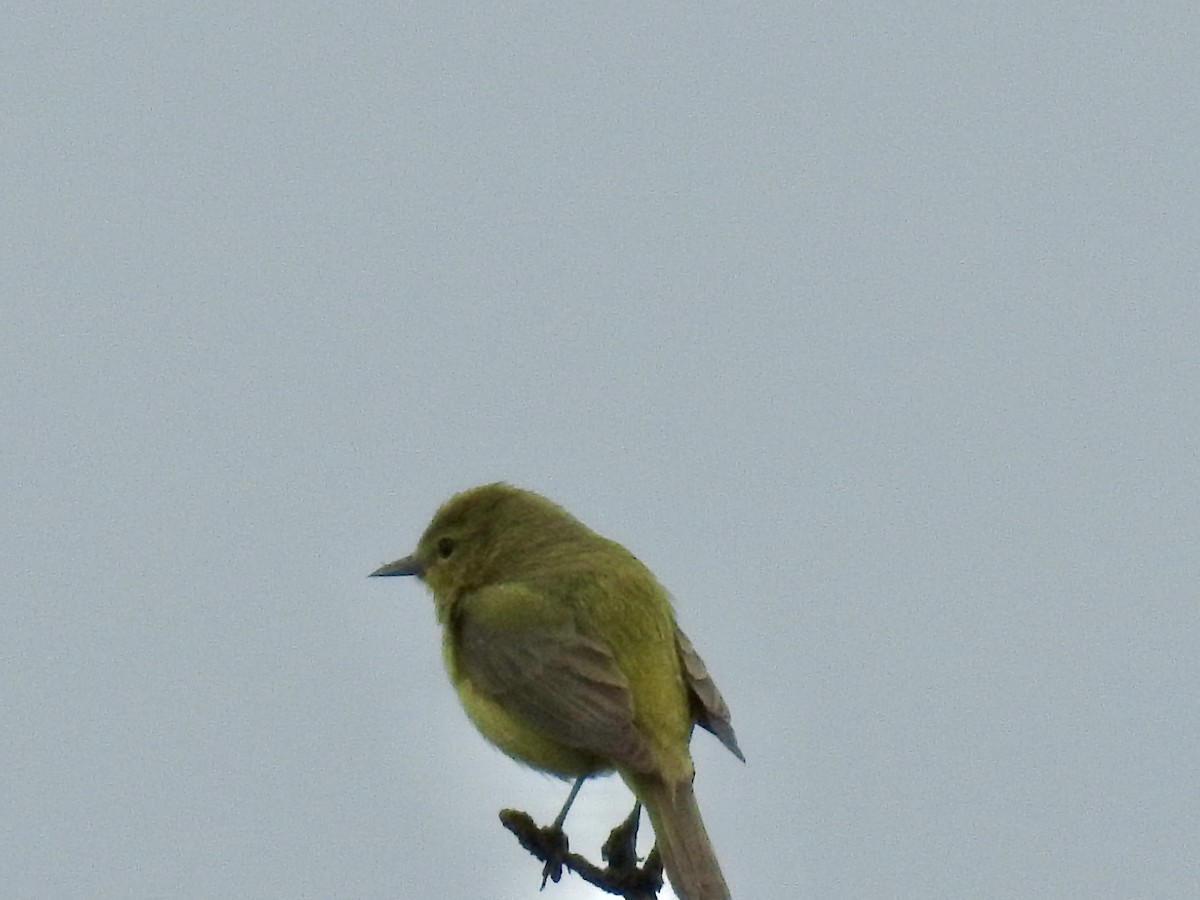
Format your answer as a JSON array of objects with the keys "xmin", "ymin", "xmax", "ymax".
[{"xmin": 4, "ymin": 4, "xmax": 1198, "ymax": 899}]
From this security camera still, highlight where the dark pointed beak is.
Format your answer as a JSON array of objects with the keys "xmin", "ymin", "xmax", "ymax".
[{"xmin": 369, "ymin": 554, "xmax": 423, "ymax": 578}]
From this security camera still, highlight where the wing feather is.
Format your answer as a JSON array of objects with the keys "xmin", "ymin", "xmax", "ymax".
[
  {"xmin": 675, "ymin": 626, "xmax": 745, "ymax": 762},
  {"xmin": 456, "ymin": 585, "xmax": 656, "ymax": 773}
]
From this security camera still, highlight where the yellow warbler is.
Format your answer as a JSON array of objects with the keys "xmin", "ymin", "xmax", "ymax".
[{"xmin": 372, "ymin": 483, "xmax": 742, "ymax": 900}]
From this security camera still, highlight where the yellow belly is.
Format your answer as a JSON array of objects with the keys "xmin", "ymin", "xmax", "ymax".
[{"xmin": 452, "ymin": 675, "xmax": 608, "ymax": 778}]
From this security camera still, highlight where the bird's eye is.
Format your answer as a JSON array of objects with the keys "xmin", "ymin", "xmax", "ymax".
[{"xmin": 437, "ymin": 537, "xmax": 456, "ymax": 559}]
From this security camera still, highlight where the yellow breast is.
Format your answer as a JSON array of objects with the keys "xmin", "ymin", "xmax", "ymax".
[{"xmin": 443, "ymin": 630, "xmax": 607, "ymax": 778}]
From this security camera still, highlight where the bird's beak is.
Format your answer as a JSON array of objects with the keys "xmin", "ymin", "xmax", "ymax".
[{"xmin": 369, "ymin": 554, "xmax": 424, "ymax": 578}]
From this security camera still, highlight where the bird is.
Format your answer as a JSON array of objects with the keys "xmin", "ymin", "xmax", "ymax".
[{"xmin": 371, "ymin": 483, "xmax": 743, "ymax": 899}]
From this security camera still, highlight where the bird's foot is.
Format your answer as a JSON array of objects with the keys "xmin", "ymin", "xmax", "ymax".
[
  {"xmin": 498, "ymin": 810, "xmax": 571, "ymax": 889},
  {"xmin": 499, "ymin": 806, "xmax": 662, "ymax": 898},
  {"xmin": 538, "ymin": 822, "xmax": 569, "ymax": 888},
  {"xmin": 601, "ymin": 801, "xmax": 642, "ymax": 872}
]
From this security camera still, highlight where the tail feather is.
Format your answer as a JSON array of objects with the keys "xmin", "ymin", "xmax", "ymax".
[{"xmin": 635, "ymin": 776, "xmax": 731, "ymax": 900}]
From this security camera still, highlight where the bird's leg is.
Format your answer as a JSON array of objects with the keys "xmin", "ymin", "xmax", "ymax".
[
  {"xmin": 539, "ymin": 776, "xmax": 587, "ymax": 887},
  {"xmin": 499, "ymin": 793, "xmax": 662, "ymax": 898},
  {"xmin": 601, "ymin": 800, "xmax": 642, "ymax": 871},
  {"xmin": 602, "ymin": 801, "xmax": 663, "ymax": 899},
  {"xmin": 552, "ymin": 775, "xmax": 587, "ymax": 830}
]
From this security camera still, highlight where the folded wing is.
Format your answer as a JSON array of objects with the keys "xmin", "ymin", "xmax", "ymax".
[
  {"xmin": 455, "ymin": 584, "xmax": 657, "ymax": 773},
  {"xmin": 676, "ymin": 626, "xmax": 745, "ymax": 762}
]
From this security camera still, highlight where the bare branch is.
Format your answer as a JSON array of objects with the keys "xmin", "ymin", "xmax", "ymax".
[{"xmin": 499, "ymin": 805, "xmax": 663, "ymax": 899}]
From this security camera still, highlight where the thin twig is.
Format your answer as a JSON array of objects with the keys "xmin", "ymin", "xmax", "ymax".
[{"xmin": 499, "ymin": 807, "xmax": 663, "ymax": 899}]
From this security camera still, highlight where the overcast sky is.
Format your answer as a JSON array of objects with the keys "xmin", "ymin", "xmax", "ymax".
[{"xmin": 4, "ymin": 4, "xmax": 1198, "ymax": 899}]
